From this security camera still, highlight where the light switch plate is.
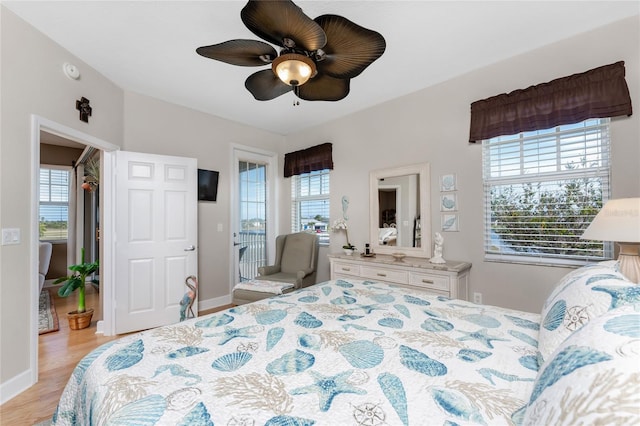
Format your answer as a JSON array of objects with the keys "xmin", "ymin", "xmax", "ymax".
[{"xmin": 1, "ymin": 228, "xmax": 21, "ymax": 245}]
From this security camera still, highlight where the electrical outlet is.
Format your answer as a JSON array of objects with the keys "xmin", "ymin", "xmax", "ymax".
[{"xmin": 473, "ymin": 292, "xmax": 483, "ymax": 304}]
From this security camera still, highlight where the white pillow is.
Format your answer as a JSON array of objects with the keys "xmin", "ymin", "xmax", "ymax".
[
  {"xmin": 378, "ymin": 227, "xmax": 397, "ymax": 244},
  {"xmin": 523, "ymin": 305, "xmax": 640, "ymax": 425},
  {"xmin": 537, "ymin": 261, "xmax": 632, "ymax": 363}
]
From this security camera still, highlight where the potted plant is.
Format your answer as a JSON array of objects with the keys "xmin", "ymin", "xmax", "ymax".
[
  {"xmin": 81, "ymin": 157, "xmax": 99, "ymax": 192},
  {"xmin": 331, "ymin": 218, "xmax": 356, "ymax": 255},
  {"xmin": 54, "ymin": 248, "xmax": 99, "ymax": 330}
]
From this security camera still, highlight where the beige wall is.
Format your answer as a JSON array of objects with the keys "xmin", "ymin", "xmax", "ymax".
[
  {"xmin": 40, "ymin": 143, "xmax": 83, "ymax": 166},
  {"xmin": 122, "ymin": 91, "xmax": 285, "ymax": 301},
  {"xmin": 282, "ymin": 16, "xmax": 640, "ymax": 313},
  {"xmin": 0, "ymin": 7, "xmax": 124, "ymax": 391}
]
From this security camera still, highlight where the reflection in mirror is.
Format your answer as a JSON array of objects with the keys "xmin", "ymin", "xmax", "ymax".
[
  {"xmin": 378, "ymin": 174, "xmax": 419, "ymax": 247},
  {"xmin": 370, "ymin": 163, "xmax": 431, "ymax": 258}
]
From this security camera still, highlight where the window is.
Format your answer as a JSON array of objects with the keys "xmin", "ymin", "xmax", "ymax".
[
  {"xmin": 483, "ymin": 118, "xmax": 612, "ymax": 265},
  {"xmin": 39, "ymin": 166, "xmax": 71, "ymax": 241},
  {"xmin": 291, "ymin": 169, "xmax": 330, "ymax": 244}
]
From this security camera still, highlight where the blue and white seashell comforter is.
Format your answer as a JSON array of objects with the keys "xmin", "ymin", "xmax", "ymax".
[{"xmin": 53, "ymin": 279, "xmax": 541, "ymax": 425}]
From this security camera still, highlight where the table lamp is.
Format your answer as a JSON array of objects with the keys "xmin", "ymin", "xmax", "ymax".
[{"xmin": 581, "ymin": 198, "xmax": 640, "ymax": 283}]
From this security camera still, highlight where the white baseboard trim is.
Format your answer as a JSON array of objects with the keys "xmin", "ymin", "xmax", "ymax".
[
  {"xmin": 0, "ymin": 368, "xmax": 33, "ymax": 405},
  {"xmin": 96, "ymin": 320, "xmax": 104, "ymax": 335},
  {"xmin": 198, "ymin": 294, "xmax": 232, "ymax": 312}
]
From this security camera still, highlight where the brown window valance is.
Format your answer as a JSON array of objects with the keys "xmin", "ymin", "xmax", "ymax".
[
  {"xmin": 469, "ymin": 61, "xmax": 633, "ymax": 143},
  {"xmin": 284, "ymin": 142, "xmax": 333, "ymax": 177}
]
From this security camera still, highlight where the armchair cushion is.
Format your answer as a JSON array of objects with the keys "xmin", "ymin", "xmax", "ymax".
[
  {"xmin": 233, "ymin": 279, "xmax": 294, "ymax": 295},
  {"xmin": 258, "ymin": 265, "xmax": 281, "ymax": 276},
  {"xmin": 280, "ymin": 232, "xmax": 317, "ymax": 274},
  {"xmin": 257, "ymin": 271, "xmax": 302, "ymax": 286}
]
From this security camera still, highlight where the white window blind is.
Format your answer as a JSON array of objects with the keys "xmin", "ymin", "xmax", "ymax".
[
  {"xmin": 291, "ymin": 169, "xmax": 330, "ymax": 244},
  {"xmin": 483, "ymin": 118, "xmax": 612, "ymax": 265},
  {"xmin": 39, "ymin": 167, "xmax": 71, "ymax": 241}
]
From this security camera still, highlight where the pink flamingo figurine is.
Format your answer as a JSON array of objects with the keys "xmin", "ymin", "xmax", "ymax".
[{"xmin": 179, "ymin": 275, "xmax": 198, "ymax": 321}]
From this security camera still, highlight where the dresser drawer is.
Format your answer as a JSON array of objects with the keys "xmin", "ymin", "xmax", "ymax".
[
  {"xmin": 409, "ymin": 272, "xmax": 450, "ymax": 292},
  {"xmin": 360, "ymin": 266, "xmax": 409, "ymax": 284},
  {"xmin": 332, "ymin": 262, "xmax": 360, "ymax": 277}
]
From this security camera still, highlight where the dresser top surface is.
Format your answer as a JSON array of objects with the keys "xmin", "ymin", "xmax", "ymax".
[{"xmin": 328, "ymin": 253, "xmax": 472, "ymax": 273}]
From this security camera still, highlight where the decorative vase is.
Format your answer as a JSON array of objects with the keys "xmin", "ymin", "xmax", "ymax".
[
  {"xmin": 343, "ymin": 249, "xmax": 354, "ymax": 256},
  {"xmin": 67, "ymin": 308, "xmax": 94, "ymax": 330}
]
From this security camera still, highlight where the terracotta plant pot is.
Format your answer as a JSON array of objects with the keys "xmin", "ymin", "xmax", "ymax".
[{"xmin": 67, "ymin": 308, "xmax": 94, "ymax": 330}]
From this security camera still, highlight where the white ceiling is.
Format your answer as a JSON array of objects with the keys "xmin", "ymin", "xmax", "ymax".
[{"xmin": 4, "ymin": 1, "xmax": 639, "ymax": 135}]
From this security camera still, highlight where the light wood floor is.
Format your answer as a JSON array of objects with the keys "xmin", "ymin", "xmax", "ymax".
[{"xmin": 0, "ymin": 286, "xmax": 231, "ymax": 425}]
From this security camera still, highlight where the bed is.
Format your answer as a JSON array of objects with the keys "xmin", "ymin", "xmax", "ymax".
[{"xmin": 53, "ymin": 261, "xmax": 639, "ymax": 425}]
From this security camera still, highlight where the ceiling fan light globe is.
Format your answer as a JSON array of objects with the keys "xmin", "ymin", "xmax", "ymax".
[{"xmin": 272, "ymin": 53, "xmax": 316, "ymax": 86}]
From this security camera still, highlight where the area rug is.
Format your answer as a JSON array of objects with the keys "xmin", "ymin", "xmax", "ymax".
[{"xmin": 38, "ymin": 288, "xmax": 59, "ymax": 335}]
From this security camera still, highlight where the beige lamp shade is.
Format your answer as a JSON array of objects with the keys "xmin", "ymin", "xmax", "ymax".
[
  {"xmin": 272, "ymin": 53, "xmax": 316, "ymax": 87},
  {"xmin": 581, "ymin": 198, "xmax": 640, "ymax": 242},
  {"xmin": 581, "ymin": 198, "xmax": 640, "ymax": 283}
]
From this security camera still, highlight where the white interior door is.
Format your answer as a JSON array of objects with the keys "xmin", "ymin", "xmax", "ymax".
[{"xmin": 114, "ymin": 151, "xmax": 197, "ymax": 334}]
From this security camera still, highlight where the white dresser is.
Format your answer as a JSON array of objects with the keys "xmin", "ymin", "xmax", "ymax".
[{"xmin": 329, "ymin": 253, "xmax": 471, "ymax": 300}]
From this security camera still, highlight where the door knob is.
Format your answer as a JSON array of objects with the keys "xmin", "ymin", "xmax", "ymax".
[{"xmin": 184, "ymin": 245, "xmax": 196, "ymax": 251}]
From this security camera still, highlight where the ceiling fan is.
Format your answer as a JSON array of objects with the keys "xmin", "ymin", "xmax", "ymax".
[{"xmin": 196, "ymin": 0, "xmax": 386, "ymax": 102}]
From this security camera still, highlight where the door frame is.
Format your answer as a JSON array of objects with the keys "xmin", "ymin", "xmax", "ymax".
[
  {"xmin": 30, "ymin": 115, "xmax": 119, "ymax": 385},
  {"xmin": 229, "ymin": 144, "xmax": 278, "ymax": 293}
]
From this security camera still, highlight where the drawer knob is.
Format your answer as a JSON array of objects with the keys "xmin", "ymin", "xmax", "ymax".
[
  {"xmin": 342, "ymin": 267, "xmax": 351, "ymax": 271},
  {"xmin": 377, "ymin": 273, "xmax": 387, "ymax": 277},
  {"xmin": 422, "ymin": 279, "xmax": 434, "ymax": 284}
]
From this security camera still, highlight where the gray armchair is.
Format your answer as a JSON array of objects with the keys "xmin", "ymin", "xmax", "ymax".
[
  {"xmin": 232, "ymin": 232, "xmax": 319, "ymax": 305},
  {"xmin": 38, "ymin": 242, "xmax": 52, "ymax": 294}
]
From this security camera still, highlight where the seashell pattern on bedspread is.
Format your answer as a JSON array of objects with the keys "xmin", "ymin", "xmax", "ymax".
[{"xmin": 53, "ymin": 279, "xmax": 541, "ymax": 425}]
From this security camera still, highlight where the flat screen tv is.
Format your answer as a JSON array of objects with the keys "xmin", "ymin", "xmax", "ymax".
[{"xmin": 198, "ymin": 169, "xmax": 219, "ymax": 202}]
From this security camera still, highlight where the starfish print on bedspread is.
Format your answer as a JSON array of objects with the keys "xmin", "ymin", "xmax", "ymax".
[
  {"xmin": 342, "ymin": 323, "xmax": 385, "ymax": 336},
  {"xmin": 291, "ymin": 370, "xmax": 367, "ymax": 411},
  {"xmin": 456, "ymin": 328, "xmax": 509, "ymax": 349},
  {"xmin": 592, "ymin": 285, "xmax": 640, "ymax": 309},
  {"xmin": 478, "ymin": 367, "xmax": 535, "ymax": 385},
  {"xmin": 354, "ymin": 304, "xmax": 385, "ymax": 315},
  {"xmin": 152, "ymin": 364, "xmax": 201, "ymax": 385},
  {"xmin": 205, "ymin": 325, "xmax": 258, "ymax": 345}
]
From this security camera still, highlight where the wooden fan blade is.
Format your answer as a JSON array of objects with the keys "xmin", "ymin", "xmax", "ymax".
[
  {"xmin": 196, "ymin": 39, "xmax": 277, "ymax": 66},
  {"xmin": 241, "ymin": 0, "xmax": 326, "ymax": 51},
  {"xmin": 314, "ymin": 14, "xmax": 386, "ymax": 79},
  {"xmin": 245, "ymin": 69, "xmax": 293, "ymax": 101},
  {"xmin": 295, "ymin": 73, "xmax": 350, "ymax": 101}
]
